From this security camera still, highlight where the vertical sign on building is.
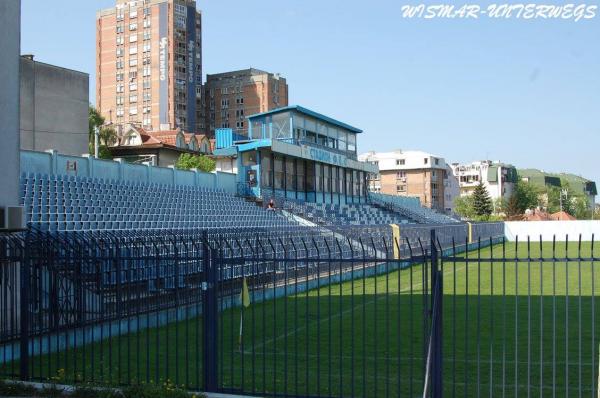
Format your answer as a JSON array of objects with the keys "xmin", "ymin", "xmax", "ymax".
[
  {"xmin": 186, "ymin": 5, "xmax": 197, "ymax": 132},
  {"xmin": 158, "ymin": 2, "xmax": 169, "ymax": 126}
]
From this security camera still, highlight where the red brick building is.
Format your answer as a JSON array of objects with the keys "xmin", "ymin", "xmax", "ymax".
[{"xmin": 96, "ymin": 0, "xmax": 203, "ymax": 134}]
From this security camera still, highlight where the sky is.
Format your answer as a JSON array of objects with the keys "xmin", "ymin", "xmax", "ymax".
[{"xmin": 21, "ymin": 0, "xmax": 600, "ymax": 193}]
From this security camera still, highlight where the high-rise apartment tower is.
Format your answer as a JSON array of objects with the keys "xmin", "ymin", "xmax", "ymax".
[{"xmin": 97, "ymin": 0, "xmax": 202, "ymax": 133}]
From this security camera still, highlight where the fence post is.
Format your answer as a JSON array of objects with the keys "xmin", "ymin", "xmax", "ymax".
[
  {"xmin": 202, "ymin": 231, "xmax": 218, "ymax": 392},
  {"xmin": 19, "ymin": 237, "xmax": 30, "ymax": 381},
  {"xmin": 430, "ymin": 230, "xmax": 438, "ymax": 311},
  {"xmin": 430, "ymin": 229, "xmax": 443, "ymax": 397}
]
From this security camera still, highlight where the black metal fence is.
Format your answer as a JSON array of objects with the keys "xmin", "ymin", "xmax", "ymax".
[{"xmin": 0, "ymin": 226, "xmax": 598, "ymax": 398}]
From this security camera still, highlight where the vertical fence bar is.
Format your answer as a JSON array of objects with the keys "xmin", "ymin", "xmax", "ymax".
[
  {"xmin": 202, "ymin": 231, "xmax": 218, "ymax": 392},
  {"xmin": 19, "ymin": 235, "xmax": 30, "ymax": 381}
]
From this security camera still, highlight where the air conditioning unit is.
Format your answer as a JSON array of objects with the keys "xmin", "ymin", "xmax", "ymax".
[{"xmin": 1, "ymin": 206, "xmax": 25, "ymax": 230}]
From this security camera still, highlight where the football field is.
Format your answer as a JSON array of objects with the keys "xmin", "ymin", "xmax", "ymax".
[{"xmin": 11, "ymin": 241, "xmax": 600, "ymax": 397}]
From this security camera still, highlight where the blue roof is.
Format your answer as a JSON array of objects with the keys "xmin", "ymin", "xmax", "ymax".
[{"xmin": 247, "ymin": 105, "xmax": 363, "ymax": 134}]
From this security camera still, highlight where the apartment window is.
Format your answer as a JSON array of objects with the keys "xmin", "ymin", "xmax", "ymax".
[
  {"xmin": 235, "ymin": 109, "xmax": 244, "ymax": 118},
  {"xmin": 116, "ymin": 36, "xmax": 124, "ymax": 45},
  {"xmin": 236, "ymin": 121, "xmax": 244, "ymax": 129},
  {"xmin": 143, "ymin": 117, "xmax": 151, "ymax": 126},
  {"xmin": 129, "ymin": 107, "xmax": 138, "ymax": 115},
  {"xmin": 129, "ymin": 9, "xmax": 138, "ymax": 18},
  {"xmin": 236, "ymin": 96, "xmax": 244, "ymax": 104},
  {"xmin": 129, "ymin": 46, "xmax": 138, "ymax": 55},
  {"xmin": 220, "ymin": 109, "xmax": 228, "ymax": 118},
  {"xmin": 129, "ymin": 23, "xmax": 137, "ymax": 31},
  {"xmin": 396, "ymin": 171, "xmax": 406, "ymax": 179},
  {"xmin": 143, "ymin": 7, "xmax": 150, "ymax": 17},
  {"xmin": 424, "ymin": 158, "xmax": 429, "ymax": 164},
  {"xmin": 221, "ymin": 121, "xmax": 230, "ymax": 128},
  {"xmin": 129, "ymin": 82, "xmax": 138, "ymax": 91},
  {"xmin": 116, "ymin": 96, "xmax": 124, "ymax": 105},
  {"xmin": 175, "ymin": 4, "xmax": 187, "ymax": 15},
  {"xmin": 143, "ymin": 57, "xmax": 151, "ymax": 65},
  {"xmin": 116, "ymin": 72, "xmax": 124, "ymax": 81},
  {"xmin": 432, "ymin": 170, "xmax": 437, "ymax": 178},
  {"xmin": 142, "ymin": 66, "xmax": 151, "ymax": 77},
  {"xmin": 396, "ymin": 185, "xmax": 407, "ymax": 193},
  {"xmin": 175, "ymin": 15, "xmax": 186, "ymax": 28},
  {"xmin": 116, "ymin": 48, "xmax": 124, "ymax": 57},
  {"xmin": 143, "ymin": 19, "xmax": 151, "ymax": 28},
  {"xmin": 143, "ymin": 79, "xmax": 151, "ymax": 89},
  {"xmin": 221, "ymin": 87, "xmax": 228, "ymax": 95},
  {"xmin": 143, "ymin": 106, "xmax": 151, "ymax": 114},
  {"xmin": 129, "ymin": 71, "xmax": 137, "ymax": 80},
  {"xmin": 396, "ymin": 159, "xmax": 405, "ymax": 165},
  {"xmin": 116, "ymin": 84, "xmax": 125, "ymax": 93},
  {"xmin": 129, "ymin": 35, "xmax": 137, "ymax": 43},
  {"xmin": 129, "ymin": 58, "xmax": 138, "ymax": 67},
  {"xmin": 116, "ymin": 107, "xmax": 124, "ymax": 117},
  {"xmin": 221, "ymin": 98, "xmax": 229, "ymax": 108},
  {"xmin": 129, "ymin": 94, "xmax": 138, "ymax": 103},
  {"xmin": 435, "ymin": 158, "xmax": 440, "ymax": 165},
  {"xmin": 143, "ymin": 92, "xmax": 151, "ymax": 101},
  {"xmin": 143, "ymin": 43, "xmax": 151, "ymax": 52},
  {"xmin": 116, "ymin": 25, "xmax": 124, "ymax": 34},
  {"xmin": 116, "ymin": 10, "xmax": 124, "ymax": 20},
  {"xmin": 143, "ymin": 31, "xmax": 151, "ymax": 41}
]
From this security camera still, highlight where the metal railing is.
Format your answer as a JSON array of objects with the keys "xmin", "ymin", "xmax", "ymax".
[{"xmin": 0, "ymin": 227, "xmax": 597, "ymax": 398}]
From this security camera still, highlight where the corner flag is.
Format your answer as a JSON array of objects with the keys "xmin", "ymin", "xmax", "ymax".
[
  {"xmin": 240, "ymin": 277, "xmax": 250, "ymax": 308},
  {"xmin": 239, "ymin": 277, "xmax": 250, "ymax": 350}
]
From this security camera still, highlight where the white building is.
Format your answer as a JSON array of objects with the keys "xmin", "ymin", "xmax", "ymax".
[
  {"xmin": 443, "ymin": 163, "xmax": 460, "ymax": 214},
  {"xmin": 450, "ymin": 160, "xmax": 518, "ymax": 203},
  {"xmin": 358, "ymin": 150, "xmax": 454, "ymax": 211}
]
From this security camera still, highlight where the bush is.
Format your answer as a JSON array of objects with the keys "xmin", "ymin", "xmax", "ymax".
[
  {"xmin": 175, "ymin": 153, "xmax": 215, "ymax": 173},
  {"xmin": 0, "ymin": 379, "xmax": 204, "ymax": 398}
]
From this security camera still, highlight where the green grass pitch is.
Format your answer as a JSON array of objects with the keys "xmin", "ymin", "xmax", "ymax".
[{"xmin": 7, "ymin": 241, "xmax": 600, "ymax": 397}]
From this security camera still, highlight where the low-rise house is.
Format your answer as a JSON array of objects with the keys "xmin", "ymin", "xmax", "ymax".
[{"xmin": 109, "ymin": 125, "xmax": 212, "ymax": 167}]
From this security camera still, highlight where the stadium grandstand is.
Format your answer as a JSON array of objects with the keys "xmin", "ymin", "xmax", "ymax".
[{"xmin": 19, "ymin": 105, "xmax": 457, "ymax": 233}]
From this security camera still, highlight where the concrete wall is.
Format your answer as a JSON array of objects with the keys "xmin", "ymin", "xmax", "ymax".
[
  {"xmin": 505, "ymin": 221, "xmax": 600, "ymax": 241},
  {"xmin": 0, "ymin": 0, "xmax": 21, "ymax": 209},
  {"xmin": 20, "ymin": 149, "xmax": 237, "ymax": 193},
  {"xmin": 20, "ymin": 57, "xmax": 89, "ymax": 156}
]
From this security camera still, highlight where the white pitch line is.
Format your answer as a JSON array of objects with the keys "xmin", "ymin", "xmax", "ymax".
[{"xmin": 244, "ymin": 264, "xmax": 468, "ymax": 354}]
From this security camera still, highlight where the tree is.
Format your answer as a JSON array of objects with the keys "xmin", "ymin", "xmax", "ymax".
[
  {"xmin": 99, "ymin": 126, "xmax": 118, "ymax": 147},
  {"xmin": 454, "ymin": 195, "xmax": 476, "ymax": 220},
  {"xmin": 175, "ymin": 153, "xmax": 216, "ymax": 172},
  {"xmin": 472, "ymin": 182, "xmax": 493, "ymax": 218},
  {"xmin": 88, "ymin": 106, "xmax": 116, "ymax": 159},
  {"xmin": 571, "ymin": 195, "xmax": 591, "ymax": 220},
  {"xmin": 512, "ymin": 181, "xmax": 539, "ymax": 214},
  {"xmin": 89, "ymin": 106, "xmax": 104, "ymax": 154},
  {"xmin": 504, "ymin": 193, "xmax": 521, "ymax": 217}
]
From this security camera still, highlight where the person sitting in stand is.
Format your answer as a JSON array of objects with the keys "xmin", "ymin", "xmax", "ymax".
[{"xmin": 267, "ymin": 199, "xmax": 275, "ymax": 211}]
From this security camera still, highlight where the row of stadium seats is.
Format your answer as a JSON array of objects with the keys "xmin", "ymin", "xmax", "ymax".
[
  {"xmin": 301, "ymin": 202, "xmax": 413, "ymax": 225},
  {"xmin": 262, "ymin": 193, "xmax": 414, "ymax": 226},
  {"xmin": 87, "ymin": 232, "xmax": 355, "ymax": 292},
  {"xmin": 20, "ymin": 172, "xmax": 300, "ymax": 232},
  {"xmin": 369, "ymin": 192, "xmax": 459, "ymax": 224}
]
